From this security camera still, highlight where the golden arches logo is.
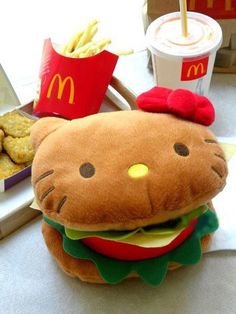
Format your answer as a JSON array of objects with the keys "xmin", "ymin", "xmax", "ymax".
[
  {"xmin": 47, "ymin": 74, "xmax": 75, "ymax": 104},
  {"xmin": 189, "ymin": 0, "xmax": 232, "ymax": 11},
  {"xmin": 207, "ymin": 0, "xmax": 232, "ymax": 10},
  {"xmin": 187, "ymin": 63, "xmax": 204, "ymax": 78}
]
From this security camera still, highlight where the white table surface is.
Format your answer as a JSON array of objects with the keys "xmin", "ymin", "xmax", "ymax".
[{"xmin": 1, "ymin": 51, "xmax": 236, "ymax": 314}]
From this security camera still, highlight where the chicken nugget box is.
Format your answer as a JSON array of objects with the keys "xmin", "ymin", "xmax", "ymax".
[{"xmin": 0, "ymin": 64, "xmax": 36, "ymax": 192}]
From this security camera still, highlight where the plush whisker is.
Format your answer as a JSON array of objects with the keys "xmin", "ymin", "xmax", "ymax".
[
  {"xmin": 34, "ymin": 170, "xmax": 54, "ymax": 186},
  {"xmin": 214, "ymin": 153, "xmax": 226, "ymax": 162},
  {"xmin": 56, "ymin": 196, "xmax": 67, "ymax": 213},
  {"xmin": 211, "ymin": 166, "xmax": 223, "ymax": 179},
  {"xmin": 205, "ymin": 139, "xmax": 218, "ymax": 144},
  {"xmin": 39, "ymin": 186, "xmax": 55, "ymax": 202}
]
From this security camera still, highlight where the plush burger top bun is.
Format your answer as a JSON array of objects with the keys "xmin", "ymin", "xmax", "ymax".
[{"xmin": 31, "ymin": 111, "xmax": 227, "ymax": 231}]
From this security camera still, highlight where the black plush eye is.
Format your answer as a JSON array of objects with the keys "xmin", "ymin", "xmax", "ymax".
[
  {"xmin": 174, "ymin": 143, "xmax": 189, "ymax": 157},
  {"xmin": 79, "ymin": 163, "xmax": 95, "ymax": 178}
]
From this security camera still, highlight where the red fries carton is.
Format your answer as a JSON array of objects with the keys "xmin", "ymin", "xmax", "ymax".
[{"xmin": 33, "ymin": 39, "xmax": 118, "ymax": 119}]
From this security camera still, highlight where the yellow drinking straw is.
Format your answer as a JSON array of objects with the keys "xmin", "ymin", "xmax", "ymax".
[{"xmin": 179, "ymin": 0, "xmax": 188, "ymax": 37}]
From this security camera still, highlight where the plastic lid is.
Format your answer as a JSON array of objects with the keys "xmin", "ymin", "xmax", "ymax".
[{"xmin": 146, "ymin": 12, "xmax": 222, "ymax": 59}]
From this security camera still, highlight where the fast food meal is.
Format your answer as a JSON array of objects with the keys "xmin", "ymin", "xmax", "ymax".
[
  {"xmin": 31, "ymin": 87, "xmax": 227, "ymax": 286},
  {"xmin": 33, "ymin": 20, "xmax": 133, "ymax": 115},
  {"xmin": 0, "ymin": 111, "xmax": 35, "ymax": 180},
  {"xmin": 33, "ymin": 20, "xmax": 112, "ymax": 109}
]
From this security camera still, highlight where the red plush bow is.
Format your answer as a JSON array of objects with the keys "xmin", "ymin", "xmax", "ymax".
[{"xmin": 136, "ymin": 87, "xmax": 215, "ymax": 126}]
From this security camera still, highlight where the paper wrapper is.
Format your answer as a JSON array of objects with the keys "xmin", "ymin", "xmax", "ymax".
[{"xmin": 33, "ymin": 39, "xmax": 118, "ymax": 119}]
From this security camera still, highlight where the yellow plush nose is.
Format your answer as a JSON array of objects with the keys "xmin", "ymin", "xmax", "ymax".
[{"xmin": 128, "ymin": 163, "xmax": 149, "ymax": 178}]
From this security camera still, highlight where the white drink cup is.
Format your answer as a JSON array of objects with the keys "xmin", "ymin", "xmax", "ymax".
[{"xmin": 146, "ymin": 12, "xmax": 222, "ymax": 95}]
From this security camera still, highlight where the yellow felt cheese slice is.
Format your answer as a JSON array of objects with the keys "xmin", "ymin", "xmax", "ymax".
[
  {"xmin": 115, "ymin": 227, "xmax": 185, "ymax": 248},
  {"xmin": 30, "ymin": 198, "xmax": 41, "ymax": 210}
]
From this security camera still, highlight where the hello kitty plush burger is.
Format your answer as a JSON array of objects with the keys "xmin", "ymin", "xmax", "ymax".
[{"xmin": 30, "ymin": 87, "xmax": 227, "ymax": 286}]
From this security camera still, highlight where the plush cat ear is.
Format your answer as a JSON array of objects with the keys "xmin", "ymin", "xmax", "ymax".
[{"xmin": 30, "ymin": 117, "xmax": 68, "ymax": 151}]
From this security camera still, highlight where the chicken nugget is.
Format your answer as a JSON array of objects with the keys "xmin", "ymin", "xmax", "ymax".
[
  {"xmin": 0, "ymin": 153, "xmax": 25, "ymax": 179},
  {"xmin": 3, "ymin": 136, "xmax": 34, "ymax": 164},
  {"xmin": 0, "ymin": 129, "xmax": 4, "ymax": 152},
  {"xmin": 0, "ymin": 111, "xmax": 35, "ymax": 138}
]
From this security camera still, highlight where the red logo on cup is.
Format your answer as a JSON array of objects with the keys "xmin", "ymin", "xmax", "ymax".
[{"xmin": 181, "ymin": 56, "xmax": 209, "ymax": 81}]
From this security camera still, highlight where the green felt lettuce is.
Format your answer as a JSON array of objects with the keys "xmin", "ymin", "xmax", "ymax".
[
  {"xmin": 43, "ymin": 208, "xmax": 218, "ymax": 286},
  {"xmin": 64, "ymin": 205, "xmax": 206, "ymax": 240}
]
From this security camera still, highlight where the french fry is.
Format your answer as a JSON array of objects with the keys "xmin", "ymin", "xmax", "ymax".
[
  {"xmin": 79, "ymin": 46, "xmax": 100, "ymax": 58},
  {"xmin": 76, "ymin": 39, "xmax": 112, "ymax": 58},
  {"xmin": 70, "ymin": 42, "xmax": 95, "ymax": 58},
  {"xmin": 94, "ymin": 38, "xmax": 112, "ymax": 51},
  {"xmin": 86, "ymin": 24, "xmax": 98, "ymax": 43},
  {"xmin": 78, "ymin": 39, "xmax": 111, "ymax": 57},
  {"xmin": 60, "ymin": 30, "xmax": 84, "ymax": 55},
  {"xmin": 60, "ymin": 19, "xmax": 98, "ymax": 55},
  {"xmin": 115, "ymin": 49, "xmax": 134, "ymax": 56},
  {"xmin": 74, "ymin": 19, "xmax": 98, "ymax": 50}
]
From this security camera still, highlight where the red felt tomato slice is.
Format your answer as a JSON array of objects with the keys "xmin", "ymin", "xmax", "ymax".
[{"xmin": 81, "ymin": 219, "xmax": 198, "ymax": 261}]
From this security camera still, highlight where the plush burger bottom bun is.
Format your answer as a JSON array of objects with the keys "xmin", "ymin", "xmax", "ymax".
[{"xmin": 42, "ymin": 221, "xmax": 213, "ymax": 284}]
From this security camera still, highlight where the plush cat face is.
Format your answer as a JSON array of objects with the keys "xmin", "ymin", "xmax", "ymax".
[{"xmin": 31, "ymin": 110, "xmax": 227, "ymax": 231}]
